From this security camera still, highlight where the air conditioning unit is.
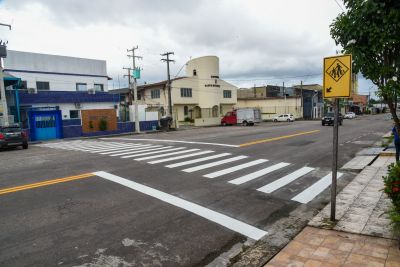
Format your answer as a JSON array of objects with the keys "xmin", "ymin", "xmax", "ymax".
[
  {"xmin": 87, "ymin": 88, "xmax": 96, "ymax": 95},
  {"xmin": 27, "ymin": 88, "xmax": 37, "ymax": 94},
  {"xmin": 74, "ymin": 102, "xmax": 81, "ymax": 109}
]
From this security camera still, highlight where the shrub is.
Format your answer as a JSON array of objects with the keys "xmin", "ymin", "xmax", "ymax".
[
  {"xmin": 98, "ymin": 119, "xmax": 108, "ymax": 131},
  {"xmin": 383, "ymin": 162, "xmax": 400, "ymax": 237},
  {"xmin": 184, "ymin": 117, "xmax": 194, "ymax": 123}
]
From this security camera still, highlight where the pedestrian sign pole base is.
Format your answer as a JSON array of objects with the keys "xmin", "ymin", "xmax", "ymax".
[{"xmin": 330, "ymin": 98, "xmax": 340, "ymax": 222}]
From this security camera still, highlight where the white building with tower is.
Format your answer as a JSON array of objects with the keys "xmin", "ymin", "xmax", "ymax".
[{"xmin": 132, "ymin": 55, "xmax": 238, "ymax": 126}]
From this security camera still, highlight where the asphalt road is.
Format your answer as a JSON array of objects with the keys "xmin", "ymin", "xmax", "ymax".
[{"xmin": 0, "ymin": 114, "xmax": 391, "ymax": 266}]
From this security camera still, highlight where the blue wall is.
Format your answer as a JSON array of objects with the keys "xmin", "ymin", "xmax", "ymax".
[{"xmin": 61, "ymin": 120, "xmax": 159, "ymax": 139}]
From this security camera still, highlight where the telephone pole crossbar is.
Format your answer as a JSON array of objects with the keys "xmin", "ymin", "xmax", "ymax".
[{"xmin": 127, "ymin": 46, "xmax": 142, "ymax": 134}]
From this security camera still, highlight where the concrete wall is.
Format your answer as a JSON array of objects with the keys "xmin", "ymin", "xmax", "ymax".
[
  {"xmin": 194, "ymin": 117, "xmax": 221, "ymax": 126},
  {"xmin": 4, "ymin": 50, "xmax": 109, "ymax": 92},
  {"xmin": 237, "ymin": 97, "xmax": 303, "ymax": 120}
]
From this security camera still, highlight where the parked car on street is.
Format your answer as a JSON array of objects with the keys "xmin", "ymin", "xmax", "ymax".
[
  {"xmin": 322, "ymin": 112, "xmax": 343, "ymax": 126},
  {"xmin": 0, "ymin": 126, "xmax": 28, "ymax": 150},
  {"xmin": 344, "ymin": 112, "xmax": 356, "ymax": 119},
  {"xmin": 221, "ymin": 108, "xmax": 261, "ymax": 126},
  {"xmin": 273, "ymin": 114, "xmax": 295, "ymax": 122}
]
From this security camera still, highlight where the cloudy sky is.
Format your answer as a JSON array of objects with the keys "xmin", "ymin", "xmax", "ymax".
[{"xmin": 0, "ymin": 0, "xmax": 376, "ymax": 95}]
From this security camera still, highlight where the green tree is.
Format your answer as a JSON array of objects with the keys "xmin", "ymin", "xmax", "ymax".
[{"xmin": 330, "ymin": 0, "xmax": 400, "ymax": 127}]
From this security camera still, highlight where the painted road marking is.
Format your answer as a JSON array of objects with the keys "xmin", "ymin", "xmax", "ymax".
[
  {"xmin": 100, "ymin": 137, "xmax": 240, "ymax": 148},
  {"xmin": 239, "ymin": 130, "xmax": 320, "ymax": 147},
  {"xmin": 228, "ymin": 162, "xmax": 291, "ymax": 185},
  {"xmin": 121, "ymin": 147, "xmax": 186, "ymax": 159},
  {"xmin": 134, "ymin": 149, "xmax": 201, "ymax": 161},
  {"xmin": 102, "ymin": 145, "xmax": 162, "ymax": 155},
  {"xmin": 166, "ymin": 153, "xmax": 232, "ymax": 168},
  {"xmin": 88, "ymin": 144, "xmax": 151, "ymax": 153},
  {"xmin": 94, "ymin": 171, "xmax": 267, "ymax": 240},
  {"xmin": 291, "ymin": 172, "xmax": 344, "ymax": 204},
  {"xmin": 148, "ymin": 151, "xmax": 215, "ymax": 164},
  {"xmin": 110, "ymin": 146, "xmax": 171, "ymax": 157},
  {"xmin": 43, "ymin": 141, "xmax": 134, "ymax": 152},
  {"xmin": 257, "ymin": 167, "xmax": 315, "ymax": 193},
  {"xmin": 182, "ymin": 156, "xmax": 249, "ymax": 173},
  {"xmin": 204, "ymin": 159, "xmax": 268, "ymax": 178},
  {"xmin": 88, "ymin": 144, "xmax": 149, "ymax": 153},
  {"xmin": 0, "ymin": 173, "xmax": 94, "ymax": 196}
]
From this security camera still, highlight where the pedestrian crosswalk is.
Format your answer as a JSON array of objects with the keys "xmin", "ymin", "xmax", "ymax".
[{"xmin": 37, "ymin": 140, "xmax": 344, "ymax": 204}]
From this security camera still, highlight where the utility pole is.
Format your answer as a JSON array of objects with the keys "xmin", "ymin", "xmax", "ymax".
[
  {"xmin": 300, "ymin": 80, "xmax": 303, "ymax": 118},
  {"xmin": 283, "ymin": 81, "xmax": 286, "ymax": 113},
  {"xmin": 127, "ymin": 46, "xmax": 142, "ymax": 134},
  {"xmin": 123, "ymin": 67, "xmax": 133, "ymax": 105},
  {"xmin": 0, "ymin": 22, "xmax": 11, "ymax": 127},
  {"xmin": 161, "ymin": 52, "xmax": 175, "ymax": 118},
  {"xmin": 123, "ymin": 67, "xmax": 132, "ymax": 122}
]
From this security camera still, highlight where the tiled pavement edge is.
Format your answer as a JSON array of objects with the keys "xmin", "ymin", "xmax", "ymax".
[{"xmin": 265, "ymin": 154, "xmax": 400, "ymax": 266}]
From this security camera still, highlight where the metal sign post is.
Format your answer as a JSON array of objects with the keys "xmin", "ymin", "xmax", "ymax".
[
  {"xmin": 323, "ymin": 54, "xmax": 352, "ymax": 222},
  {"xmin": 331, "ymin": 98, "xmax": 339, "ymax": 221}
]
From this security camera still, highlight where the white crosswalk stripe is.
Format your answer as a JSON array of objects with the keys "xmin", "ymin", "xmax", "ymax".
[
  {"xmin": 182, "ymin": 156, "xmax": 248, "ymax": 173},
  {"xmin": 204, "ymin": 159, "xmax": 268, "ymax": 178},
  {"xmin": 100, "ymin": 145, "xmax": 160, "ymax": 155},
  {"xmin": 88, "ymin": 144, "xmax": 151, "ymax": 153},
  {"xmin": 291, "ymin": 172, "xmax": 343, "ymax": 204},
  {"xmin": 165, "ymin": 153, "xmax": 232, "ymax": 168},
  {"xmin": 256, "ymin": 167, "xmax": 315, "ymax": 193},
  {"xmin": 121, "ymin": 147, "xmax": 187, "ymax": 159},
  {"xmin": 110, "ymin": 146, "xmax": 170, "ymax": 156},
  {"xmin": 37, "ymin": 140, "xmax": 338, "ymax": 203},
  {"xmin": 147, "ymin": 151, "xmax": 215, "ymax": 164},
  {"xmin": 228, "ymin": 162, "xmax": 290, "ymax": 185},
  {"xmin": 134, "ymin": 149, "xmax": 201, "ymax": 161}
]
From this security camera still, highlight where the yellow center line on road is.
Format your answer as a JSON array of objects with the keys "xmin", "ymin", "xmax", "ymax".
[
  {"xmin": 239, "ymin": 130, "xmax": 321, "ymax": 147},
  {"xmin": 0, "ymin": 173, "xmax": 95, "ymax": 196}
]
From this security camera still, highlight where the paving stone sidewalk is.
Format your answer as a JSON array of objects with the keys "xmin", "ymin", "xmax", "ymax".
[{"xmin": 265, "ymin": 155, "xmax": 400, "ymax": 266}]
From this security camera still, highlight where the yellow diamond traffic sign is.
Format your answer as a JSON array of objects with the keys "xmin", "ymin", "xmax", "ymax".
[{"xmin": 323, "ymin": 54, "xmax": 352, "ymax": 98}]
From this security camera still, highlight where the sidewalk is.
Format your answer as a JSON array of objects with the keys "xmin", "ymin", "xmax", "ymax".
[{"xmin": 265, "ymin": 155, "xmax": 400, "ymax": 266}]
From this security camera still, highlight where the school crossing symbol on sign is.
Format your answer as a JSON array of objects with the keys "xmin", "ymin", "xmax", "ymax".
[{"xmin": 323, "ymin": 54, "xmax": 352, "ymax": 98}]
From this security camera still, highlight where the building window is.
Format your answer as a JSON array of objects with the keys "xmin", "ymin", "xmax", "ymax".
[
  {"xmin": 20, "ymin": 80, "xmax": 27, "ymax": 89},
  {"xmin": 151, "ymin": 89, "xmax": 160, "ymax": 99},
  {"xmin": 184, "ymin": 106, "xmax": 189, "ymax": 116},
  {"xmin": 76, "ymin": 83, "xmax": 87, "ymax": 91},
  {"xmin": 94, "ymin": 84, "xmax": 104, "ymax": 92},
  {"xmin": 181, "ymin": 88, "xmax": 192, "ymax": 98},
  {"xmin": 223, "ymin": 90, "xmax": 232, "ymax": 98},
  {"xmin": 69, "ymin": 110, "xmax": 80, "ymax": 119},
  {"xmin": 193, "ymin": 69, "xmax": 197, "ymax": 76},
  {"xmin": 36, "ymin": 81, "xmax": 50, "ymax": 90}
]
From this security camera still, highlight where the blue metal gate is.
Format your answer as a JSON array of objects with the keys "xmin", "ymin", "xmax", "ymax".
[{"xmin": 28, "ymin": 110, "xmax": 63, "ymax": 141}]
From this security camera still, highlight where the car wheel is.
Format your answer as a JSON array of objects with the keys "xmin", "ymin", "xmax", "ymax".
[
  {"xmin": 340, "ymin": 121, "xmax": 343, "ymax": 126},
  {"xmin": 273, "ymin": 119, "xmax": 277, "ymax": 122},
  {"xmin": 242, "ymin": 121, "xmax": 248, "ymax": 126},
  {"xmin": 322, "ymin": 122, "xmax": 325, "ymax": 126},
  {"xmin": 22, "ymin": 143, "xmax": 28, "ymax": 149},
  {"xmin": 287, "ymin": 119, "xmax": 290, "ymax": 122},
  {"xmin": 221, "ymin": 122, "xmax": 226, "ymax": 126}
]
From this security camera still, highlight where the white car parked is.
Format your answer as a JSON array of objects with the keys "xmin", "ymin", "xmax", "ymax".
[
  {"xmin": 344, "ymin": 112, "xmax": 356, "ymax": 119},
  {"xmin": 273, "ymin": 114, "xmax": 295, "ymax": 122}
]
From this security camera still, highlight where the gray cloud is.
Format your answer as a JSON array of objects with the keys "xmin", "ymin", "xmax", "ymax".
[{"xmin": 3, "ymin": 0, "xmax": 357, "ymax": 90}]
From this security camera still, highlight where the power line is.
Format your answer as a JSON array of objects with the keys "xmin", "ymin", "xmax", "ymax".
[{"xmin": 334, "ymin": 0, "xmax": 345, "ymax": 12}]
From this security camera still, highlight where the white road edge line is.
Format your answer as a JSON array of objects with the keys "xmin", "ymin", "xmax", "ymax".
[
  {"xmin": 93, "ymin": 171, "xmax": 267, "ymax": 240},
  {"xmin": 257, "ymin": 167, "xmax": 315, "ymax": 194},
  {"xmin": 99, "ymin": 138, "xmax": 240, "ymax": 148},
  {"xmin": 291, "ymin": 172, "xmax": 344, "ymax": 204}
]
